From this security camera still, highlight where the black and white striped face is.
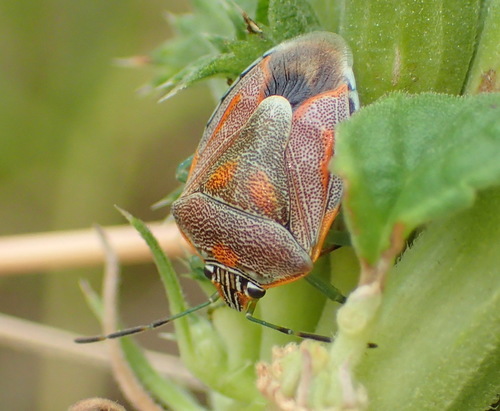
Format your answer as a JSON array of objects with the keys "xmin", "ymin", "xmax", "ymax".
[{"xmin": 203, "ymin": 261, "xmax": 266, "ymax": 311}]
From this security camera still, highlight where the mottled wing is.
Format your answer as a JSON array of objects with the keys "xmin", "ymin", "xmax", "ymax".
[
  {"xmin": 183, "ymin": 56, "xmax": 271, "ymax": 196},
  {"xmin": 286, "ymin": 85, "xmax": 350, "ymax": 260},
  {"xmin": 196, "ymin": 96, "xmax": 292, "ymax": 224}
]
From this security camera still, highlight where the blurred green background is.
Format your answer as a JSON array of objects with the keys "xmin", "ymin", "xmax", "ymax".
[{"xmin": 0, "ymin": 0, "xmax": 213, "ymax": 409}]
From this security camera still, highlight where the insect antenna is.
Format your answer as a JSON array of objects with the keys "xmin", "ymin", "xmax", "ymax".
[{"xmin": 74, "ymin": 293, "xmax": 219, "ymax": 344}]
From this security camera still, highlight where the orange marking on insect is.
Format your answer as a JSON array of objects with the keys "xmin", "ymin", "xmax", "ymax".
[
  {"xmin": 320, "ymin": 129, "xmax": 335, "ymax": 190},
  {"xmin": 212, "ymin": 243, "xmax": 239, "ymax": 268},
  {"xmin": 248, "ymin": 170, "xmax": 278, "ymax": 218},
  {"xmin": 205, "ymin": 161, "xmax": 237, "ymax": 191},
  {"xmin": 294, "ymin": 83, "xmax": 349, "ymax": 118},
  {"xmin": 262, "ymin": 270, "xmax": 310, "ymax": 289},
  {"xmin": 329, "ymin": 83, "xmax": 349, "ymax": 98},
  {"xmin": 311, "ymin": 206, "xmax": 340, "ymax": 262},
  {"xmin": 211, "ymin": 93, "xmax": 242, "ymax": 141},
  {"xmin": 259, "ymin": 56, "xmax": 273, "ymax": 100},
  {"xmin": 187, "ymin": 152, "xmax": 200, "ymax": 181}
]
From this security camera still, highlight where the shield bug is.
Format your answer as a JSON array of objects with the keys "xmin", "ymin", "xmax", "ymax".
[
  {"xmin": 172, "ymin": 32, "xmax": 359, "ymax": 339},
  {"xmin": 75, "ymin": 31, "xmax": 359, "ymax": 345}
]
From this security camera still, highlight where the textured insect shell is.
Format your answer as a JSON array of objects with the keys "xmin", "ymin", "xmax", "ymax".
[
  {"xmin": 186, "ymin": 31, "xmax": 358, "ymax": 183},
  {"xmin": 173, "ymin": 96, "xmax": 314, "ymax": 281},
  {"xmin": 172, "ymin": 32, "xmax": 358, "ymax": 299}
]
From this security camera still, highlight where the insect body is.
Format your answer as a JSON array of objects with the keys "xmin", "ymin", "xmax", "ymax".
[
  {"xmin": 172, "ymin": 32, "xmax": 359, "ymax": 319},
  {"xmin": 74, "ymin": 32, "xmax": 359, "ymax": 345}
]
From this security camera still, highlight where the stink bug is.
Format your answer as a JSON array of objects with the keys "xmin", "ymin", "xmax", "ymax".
[
  {"xmin": 172, "ymin": 32, "xmax": 359, "ymax": 339},
  {"xmin": 75, "ymin": 31, "xmax": 358, "ymax": 345}
]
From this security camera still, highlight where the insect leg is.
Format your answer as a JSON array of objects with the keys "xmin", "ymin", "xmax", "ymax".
[
  {"xmin": 244, "ymin": 301, "xmax": 333, "ymax": 343},
  {"xmin": 305, "ymin": 273, "xmax": 346, "ymax": 304}
]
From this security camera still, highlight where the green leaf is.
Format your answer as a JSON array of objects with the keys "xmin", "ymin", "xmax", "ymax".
[
  {"xmin": 118, "ymin": 208, "xmax": 266, "ymax": 405},
  {"xmin": 117, "ymin": 208, "xmax": 189, "ymax": 316},
  {"xmin": 309, "ymin": 0, "xmax": 341, "ymax": 33},
  {"xmin": 151, "ymin": 185, "xmax": 183, "ymax": 210},
  {"xmin": 158, "ymin": 35, "xmax": 272, "ymax": 101},
  {"xmin": 151, "ymin": 155, "xmax": 195, "ymax": 209},
  {"xmin": 119, "ymin": 338, "xmax": 206, "ymax": 411},
  {"xmin": 78, "ymin": 281, "xmax": 205, "ymax": 411},
  {"xmin": 268, "ymin": 0, "xmax": 320, "ymax": 42},
  {"xmin": 116, "ymin": 208, "xmax": 222, "ymax": 361},
  {"xmin": 158, "ymin": 53, "xmax": 236, "ymax": 100},
  {"xmin": 335, "ymin": 92, "xmax": 500, "ymax": 264},
  {"xmin": 151, "ymin": 0, "xmax": 324, "ymax": 101},
  {"xmin": 464, "ymin": 0, "xmax": 500, "ymax": 93},
  {"xmin": 256, "ymin": 0, "xmax": 270, "ymax": 25},
  {"xmin": 150, "ymin": 0, "xmax": 245, "ymax": 82},
  {"xmin": 338, "ymin": 0, "xmax": 481, "ymax": 103},
  {"xmin": 357, "ymin": 187, "xmax": 500, "ymax": 411},
  {"xmin": 181, "ymin": 0, "xmax": 240, "ymax": 37}
]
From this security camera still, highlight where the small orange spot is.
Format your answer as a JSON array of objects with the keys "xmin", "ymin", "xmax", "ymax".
[
  {"xmin": 212, "ymin": 243, "xmax": 239, "ymax": 268},
  {"xmin": 248, "ymin": 170, "xmax": 278, "ymax": 217},
  {"xmin": 205, "ymin": 161, "xmax": 237, "ymax": 191},
  {"xmin": 211, "ymin": 93, "xmax": 242, "ymax": 140}
]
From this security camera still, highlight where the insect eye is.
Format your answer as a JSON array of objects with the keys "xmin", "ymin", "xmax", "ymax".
[
  {"xmin": 246, "ymin": 282, "xmax": 266, "ymax": 299},
  {"xmin": 203, "ymin": 265, "xmax": 215, "ymax": 280}
]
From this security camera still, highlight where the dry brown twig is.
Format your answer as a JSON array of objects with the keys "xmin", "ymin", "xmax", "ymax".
[
  {"xmin": 0, "ymin": 220, "xmax": 188, "ymax": 275},
  {"xmin": 0, "ymin": 220, "xmax": 205, "ymax": 397}
]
